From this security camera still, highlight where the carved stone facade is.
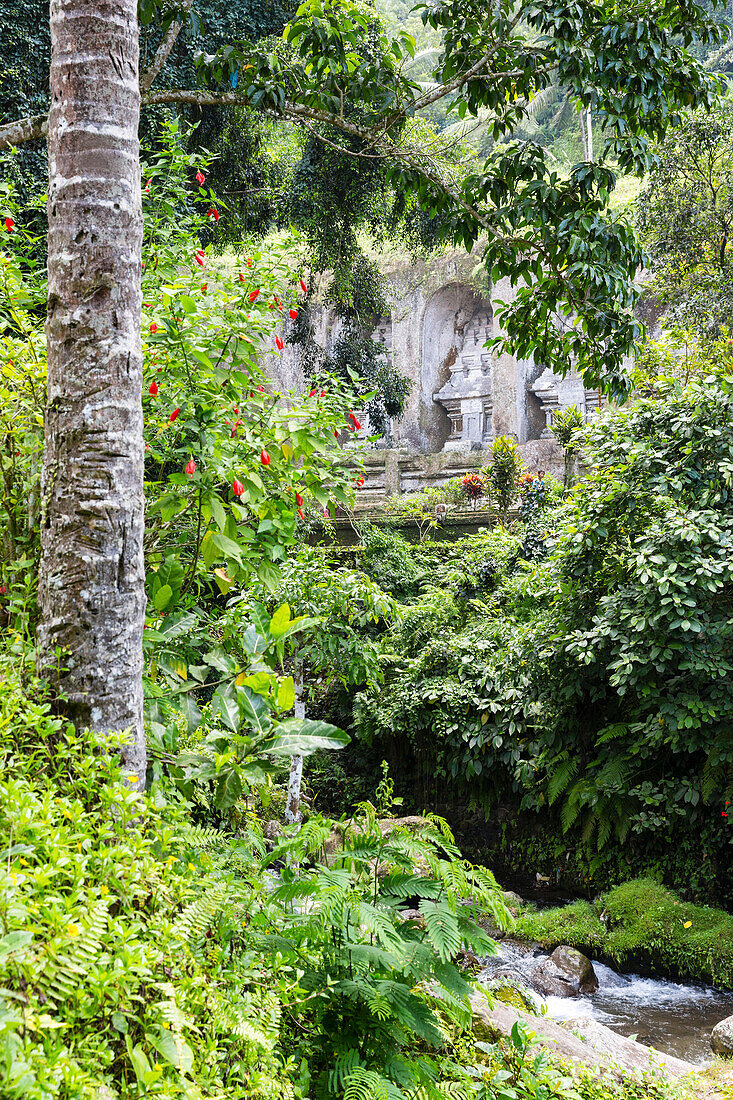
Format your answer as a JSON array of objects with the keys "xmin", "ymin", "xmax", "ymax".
[{"xmin": 268, "ymin": 248, "xmax": 610, "ymax": 481}]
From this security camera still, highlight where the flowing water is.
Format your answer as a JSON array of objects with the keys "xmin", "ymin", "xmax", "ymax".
[{"xmin": 478, "ymin": 941, "xmax": 733, "ymax": 1064}]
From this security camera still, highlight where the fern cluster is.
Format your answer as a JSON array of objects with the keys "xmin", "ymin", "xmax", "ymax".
[{"xmin": 257, "ymin": 807, "xmax": 511, "ymax": 1100}]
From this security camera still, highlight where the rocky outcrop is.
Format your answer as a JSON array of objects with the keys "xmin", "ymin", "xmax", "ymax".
[
  {"xmin": 711, "ymin": 1014, "xmax": 733, "ymax": 1057},
  {"xmin": 470, "ymin": 993, "xmax": 696, "ymax": 1078},
  {"xmin": 531, "ymin": 946, "xmax": 598, "ymax": 997}
]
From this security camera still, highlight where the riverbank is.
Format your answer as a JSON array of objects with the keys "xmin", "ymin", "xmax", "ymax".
[{"xmin": 513, "ymin": 878, "xmax": 733, "ymax": 989}]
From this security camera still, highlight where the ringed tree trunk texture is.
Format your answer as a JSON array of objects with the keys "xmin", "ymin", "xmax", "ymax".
[{"xmin": 37, "ymin": 0, "xmax": 146, "ymax": 785}]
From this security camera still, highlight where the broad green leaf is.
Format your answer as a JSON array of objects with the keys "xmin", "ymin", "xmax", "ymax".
[
  {"xmin": 263, "ymin": 718, "xmax": 349, "ymax": 756},
  {"xmin": 211, "ymin": 685, "xmax": 240, "ymax": 731},
  {"xmin": 178, "ymin": 692, "xmax": 202, "ymax": 735},
  {"xmin": 278, "ymin": 676, "xmax": 295, "ymax": 711},
  {"xmin": 148, "ymin": 1026, "xmax": 194, "ymax": 1073},
  {"xmin": 269, "ymin": 603, "xmax": 292, "ymax": 637},
  {"xmin": 215, "ymin": 769, "xmax": 243, "ymax": 812},
  {"xmin": 153, "ymin": 584, "xmax": 173, "ymax": 611}
]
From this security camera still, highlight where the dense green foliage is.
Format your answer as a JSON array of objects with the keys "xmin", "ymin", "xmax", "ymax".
[
  {"xmin": 637, "ymin": 98, "xmax": 733, "ymax": 334},
  {"xmin": 516, "ymin": 878, "xmax": 733, "ymax": 987},
  {"xmin": 332, "ymin": 345, "xmax": 733, "ymax": 903}
]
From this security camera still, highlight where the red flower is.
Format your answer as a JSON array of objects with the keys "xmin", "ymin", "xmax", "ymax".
[
  {"xmin": 233, "ymin": 406, "xmax": 239, "ymax": 414},
  {"xmin": 195, "ymin": 250, "xmax": 205, "ymax": 267},
  {"xmin": 185, "ymin": 459, "xmax": 196, "ymax": 476},
  {"xmin": 334, "ymin": 430, "xmax": 339, "ymax": 438},
  {"xmin": 299, "ymin": 279, "xmax": 307, "ymax": 293},
  {"xmin": 148, "ymin": 381, "xmax": 158, "ymax": 396},
  {"xmin": 0, "ymin": 585, "xmax": 6, "ymax": 595},
  {"xmin": 289, "ymin": 309, "xmax": 298, "ymax": 320},
  {"xmin": 298, "ymin": 507, "xmax": 304, "ymax": 519},
  {"xmin": 353, "ymin": 417, "xmax": 361, "ymax": 430},
  {"xmin": 195, "ymin": 170, "xmax": 205, "ymax": 185},
  {"xmin": 145, "ymin": 179, "xmax": 151, "ymax": 192},
  {"xmin": 149, "ymin": 322, "xmax": 158, "ymax": 333},
  {"xmin": 308, "ymin": 389, "xmax": 316, "ymax": 398},
  {"xmin": 169, "ymin": 408, "xmax": 180, "ymax": 422},
  {"xmin": 276, "ymin": 335, "xmax": 284, "ymax": 350},
  {"xmin": 208, "ymin": 207, "xmax": 214, "ymax": 218},
  {"xmin": 249, "ymin": 289, "xmax": 260, "ymax": 302},
  {"xmin": 296, "ymin": 492, "xmax": 303, "ymax": 506},
  {"xmin": 5, "ymin": 216, "xmax": 15, "ymax": 232},
  {"xmin": 258, "ymin": 385, "xmax": 264, "ymax": 392},
  {"xmin": 246, "ymin": 258, "xmax": 253, "ymax": 268},
  {"xmin": 321, "ymin": 390, "xmax": 326, "ymax": 397},
  {"xmin": 232, "ymin": 478, "xmax": 245, "ymax": 496},
  {"xmin": 213, "ymin": 209, "xmax": 219, "ymax": 222},
  {"xmin": 239, "ymin": 272, "xmax": 245, "ymax": 282},
  {"xmin": 260, "ymin": 450, "xmax": 271, "ymax": 466},
  {"xmin": 201, "ymin": 283, "xmax": 208, "ymax": 293}
]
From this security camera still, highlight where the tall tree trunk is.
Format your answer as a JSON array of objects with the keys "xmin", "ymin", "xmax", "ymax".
[{"xmin": 38, "ymin": 0, "xmax": 146, "ymax": 785}]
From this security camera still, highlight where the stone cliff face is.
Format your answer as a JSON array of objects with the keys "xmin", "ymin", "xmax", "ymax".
[{"xmin": 267, "ymin": 249, "xmax": 610, "ymax": 477}]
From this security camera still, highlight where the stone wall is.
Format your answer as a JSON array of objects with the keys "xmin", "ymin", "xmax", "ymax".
[{"xmin": 266, "ymin": 248, "xmax": 609, "ymax": 488}]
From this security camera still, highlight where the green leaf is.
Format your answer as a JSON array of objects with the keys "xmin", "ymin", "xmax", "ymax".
[
  {"xmin": 153, "ymin": 584, "xmax": 173, "ymax": 611},
  {"xmin": 269, "ymin": 603, "xmax": 291, "ymax": 637},
  {"xmin": 278, "ymin": 676, "xmax": 295, "ymax": 711},
  {"xmin": 178, "ymin": 692, "xmax": 202, "ymax": 735},
  {"xmin": 148, "ymin": 1026, "xmax": 194, "ymax": 1074},
  {"xmin": 215, "ymin": 768, "xmax": 244, "ymax": 812},
  {"xmin": 211, "ymin": 685, "xmax": 240, "ymax": 731},
  {"xmin": 263, "ymin": 718, "xmax": 349, "ymax": 756}
]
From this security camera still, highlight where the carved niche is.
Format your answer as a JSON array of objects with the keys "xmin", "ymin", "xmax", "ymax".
[{"xmin": 433, "ymin": 306, "xmax": 494, "ymax": 450}]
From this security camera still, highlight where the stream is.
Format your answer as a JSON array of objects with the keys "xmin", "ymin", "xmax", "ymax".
[{"xmin": 478, "ymin": 941, "xmax": 733, "ymax": 1064}]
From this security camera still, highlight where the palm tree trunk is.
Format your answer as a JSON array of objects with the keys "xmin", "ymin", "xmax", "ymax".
[{"xmin": 37, "ymin": 0, "xmax": 146, "ymax": 785}]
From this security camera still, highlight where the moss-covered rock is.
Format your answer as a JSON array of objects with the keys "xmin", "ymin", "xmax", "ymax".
[{"xmin": 515, "ymin": 878, "xmax": 733, "ymax": 988}]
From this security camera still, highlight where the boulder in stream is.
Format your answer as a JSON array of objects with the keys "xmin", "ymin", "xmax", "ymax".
[
  {"xmin": 470, "ymin": 993, "xmax": 696, "ymax": 1079},
  {"xmin": 531, "ymin": 945, "xmax": 598, "ymax": 997},
  {"xmin": 711, "ymin": 1014, "xmax": 733, "ymax": 1057}
]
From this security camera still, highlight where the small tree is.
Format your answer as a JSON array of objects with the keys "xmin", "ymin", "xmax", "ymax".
[
  {"xmin": 552, "ymin": 404, "xmax": 585, "ymax": 487},
  {"xmin": 485, "ymin": 436, "xmax": 523, "ymax": 523},
  {"xmin": 251, "ymin": 551, "xmax": 398, "ymax": 823}
]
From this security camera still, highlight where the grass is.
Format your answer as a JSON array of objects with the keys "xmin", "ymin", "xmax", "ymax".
[{"xmin": 514, "ymin": 878, "xmax": 733, "ymax": 988}]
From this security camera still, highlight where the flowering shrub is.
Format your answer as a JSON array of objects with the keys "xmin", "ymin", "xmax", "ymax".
[
  {"xmin": 140, "ymin": 124, "xmax": 361, "ymax": 604},
  {"xmin": 461, "ymin": 471, "xmax": 486, "ymax": 502}
]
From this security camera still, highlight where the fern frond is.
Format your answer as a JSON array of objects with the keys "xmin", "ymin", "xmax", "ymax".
[
  {"xmin": 172, "ymin": 883, "xmax": 226, "ymax": 954},
  {"xmin": 344, "ymin": 1067, "xmax": 404, "ymax": 1100},
  {"xmin": 419, "ymin": 900, "xmax": 460, "ymax": 963},
  {"xmin": 40, "ymin": 900, "xmax": 109, "ymax": 1002},
  {"xmin": 547, "ymin": 756, "xmax": 579, "ymax": 804},
  {"xmin": 209, "ymin": 996, "xmax": 271, "ymax": 1047},
  {"xmin": 177, "ymin": 824, "xmax": 228, "ymax": 851}
]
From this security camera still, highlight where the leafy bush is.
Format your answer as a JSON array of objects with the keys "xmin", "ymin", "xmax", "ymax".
[
  {"xmin": 0, "ymin": 665, "xmax": 287, "ymax": 1099},
  {"xmin": 483, "ymin": 437, "xmax": 523, "ymax": 521}
]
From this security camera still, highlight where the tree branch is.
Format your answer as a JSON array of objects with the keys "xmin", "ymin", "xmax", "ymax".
[
  {"xmin": 0, "ymin": 0, "xmax": 195, "ymax": 150},
  {"xmin": 0, "ymin": 113, "xmax": 48, "ymax": 149},
  {"xmin": 140, "ymin": 0, "xmax": 195, "ymax": 93}
]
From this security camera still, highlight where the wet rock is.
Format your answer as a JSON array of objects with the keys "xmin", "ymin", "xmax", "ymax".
[
  {"xmin": 470, "ymin": 994, "xmax": 695, "ymax": 1078},
  {"xmin": 398, "ymin": 908, "xmax": 426, "ymax": 930},
  {"xmin": 531, "ymin": 945, "xmax": 598, "ymax": 997},
  {"xmin": 501, "ymin": 890, "xmax": 524, "ymax": 914},
  {"xmin": 262, "ymin": 820, "xmax": 283, "ymax": 841},
  {"xmin": 711, "ymin": 1014, "xmax": 733, "ymax": 1057}
]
